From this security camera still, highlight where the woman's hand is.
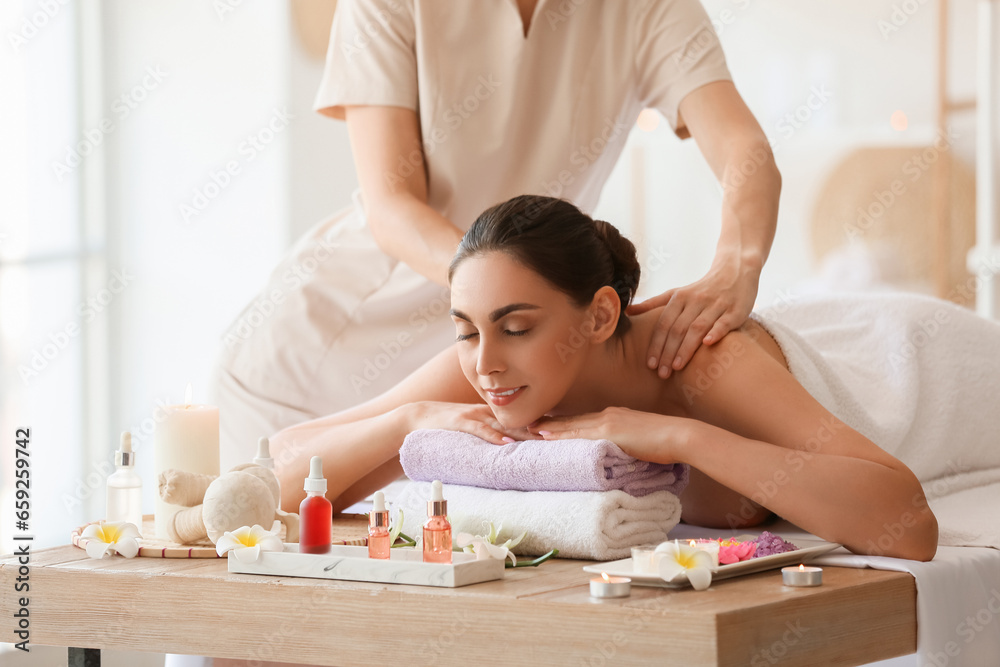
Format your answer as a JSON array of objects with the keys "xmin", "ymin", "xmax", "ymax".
[
  {"xmin": 628, "ymin": 259, "xmax": 759, "ymax": 379},
  {"xmin": 530, "ymin": 407, "xmax": 694, "ymax": 463},
  {"xmin": 404, "ymin": 401, "xmax": 536, "ymax": 445}
]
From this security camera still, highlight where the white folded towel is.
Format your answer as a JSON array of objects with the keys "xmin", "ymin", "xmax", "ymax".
[
  {"xmin": 752, "ymin": 292, "xmax": 1000, "ymax": 549},
  {"xmin": 395, "ymin": 481, "xmax": 682, "ymax": 560}
]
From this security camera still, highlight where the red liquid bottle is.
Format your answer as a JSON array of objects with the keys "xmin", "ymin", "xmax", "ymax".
[{"xmin": 298, "ymin": 456, "xmax": 332, "ymax": 554}]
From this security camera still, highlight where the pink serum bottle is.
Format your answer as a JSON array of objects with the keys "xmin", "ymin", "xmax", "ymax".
[
  {"xmin": 298, "ymin": 456, "xmax": 332, "ymax": 554},
  {"xmin": 422, "ymin": 480, "xmax": 452, "ymax": 564},
  {"xmin": 368, "ymin": 491, "xmax": 391, "ymax": 559}
]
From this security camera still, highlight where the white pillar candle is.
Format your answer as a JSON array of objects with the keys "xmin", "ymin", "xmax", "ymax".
[{"xmin": 153, "ymin": 385, "xmax": 220, "ymax": 540}]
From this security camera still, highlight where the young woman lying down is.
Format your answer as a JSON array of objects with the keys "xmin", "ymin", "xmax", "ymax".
[{"xmin": 270, "ymin": 194, "xmax": 948, "ymax": 562}]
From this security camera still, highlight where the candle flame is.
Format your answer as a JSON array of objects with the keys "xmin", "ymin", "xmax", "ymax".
[
  {"xmin": 184, "ymin": 383, "xmax": 193, "ymax": 407},
  {"xmin": 689, "ymin": 540, "xmax": 696, "ymax": 546},
  {"xmin": 799, "ymin": 564, "xmax": 805, "ymax": 571},
  {"xmin": 601, "ymin": 572, "xmax": 610, "ymax": 583}
]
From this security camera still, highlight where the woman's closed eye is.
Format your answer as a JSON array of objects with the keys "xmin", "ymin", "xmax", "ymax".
[{"xmin": 455, "ymin": 329, "xmax": 530, "ymax": 342}]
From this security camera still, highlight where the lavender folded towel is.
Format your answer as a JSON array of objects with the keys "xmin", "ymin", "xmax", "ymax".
[{"xmin": 399, "ymin": 429, "xmax": 689, "ymax": 497}]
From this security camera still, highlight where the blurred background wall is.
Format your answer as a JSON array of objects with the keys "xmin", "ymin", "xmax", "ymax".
[{"xmin": 1, "ymin": 1, "xmax": 997, "ymax": 663}]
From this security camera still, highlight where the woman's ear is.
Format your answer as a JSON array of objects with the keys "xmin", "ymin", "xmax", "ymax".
[{"xmin": 588, "ymin": 286, "xmax": 621, "ymax": 343}]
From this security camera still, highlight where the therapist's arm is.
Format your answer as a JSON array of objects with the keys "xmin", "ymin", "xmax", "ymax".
[
  {"xmin": 345, "ymin": 105, "xmax": 464, "ymax": 286},
  {"xmin": 632, "ymin": 81, "xmax": 781, "ymax": 377}
]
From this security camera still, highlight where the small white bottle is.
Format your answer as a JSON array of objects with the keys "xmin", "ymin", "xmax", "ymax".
[
  {"xmin": 106, "ymin": 431, "xmax": 143, "ymax": 532},
  {"xmin": 254, "ymin": 436, "xmax": 277, "ymax": 496}
]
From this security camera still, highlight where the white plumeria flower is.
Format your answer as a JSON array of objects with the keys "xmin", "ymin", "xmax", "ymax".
[
  {"xmin": 456, "ymin": 522, "xmax": 528, "ymax": 566},
  {"xmin": 455, "ymin": 533, "xmax": 516, "ymax": 566},
  {"xmin": 216, "ymin": 525, "xmax": 283, "ymax": 563},
  {"xmin": 656, "ymin": 540, "xmax": 714, "ymax": 591},
  {"xmin": 82, "ymin": 521, "xmax": 141, "ymax": 559}
]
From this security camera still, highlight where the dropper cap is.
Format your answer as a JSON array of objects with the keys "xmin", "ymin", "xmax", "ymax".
[
  {"xmin": 370, "ymin": 490, "xmax": 388, "ymax": 528},
  {"xmin": 427, "ymin": 480, "xmax": 447, "ymax": 517},
  {"xmin": 254, "ymin": 437, "xmax": 274, "ymax": 469},
  {"xmin": 114, "ymin": 431, "xmax": 135, "ymax": 467},
  {"xmin": 303, "ymin": 456, "xmax": 327, "ymax": 494}
]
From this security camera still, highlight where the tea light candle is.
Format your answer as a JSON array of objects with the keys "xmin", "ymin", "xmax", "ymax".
[
  {"xmin": 630, "ymin": 545, "xmax": 658, "ymax": 574},
  {"xmin": 688, "ymin": 539, "xmax": 721, "ymax": 568},
  {"xmin": 782, "ymin": 564, "xmax": 823, "ymax": 587},
  {"xmin": 590, "ymin": 572, "xmax": 631, "ymax": 598}
]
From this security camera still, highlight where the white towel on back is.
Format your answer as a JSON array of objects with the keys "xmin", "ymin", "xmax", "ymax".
[{"xmin": 752, "ymin": 292, "xmax": 1000, "ymax": 549}]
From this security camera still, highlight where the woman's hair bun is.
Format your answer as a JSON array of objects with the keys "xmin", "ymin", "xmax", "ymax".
[{"xmin": 593, "ymin": 218, "xmax": 641, "ymax": 312}]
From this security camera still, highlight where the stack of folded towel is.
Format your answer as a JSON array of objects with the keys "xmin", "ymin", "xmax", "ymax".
[{"xmin": 394, "ymin": 429, "xmax": 688, "ymax": 560}]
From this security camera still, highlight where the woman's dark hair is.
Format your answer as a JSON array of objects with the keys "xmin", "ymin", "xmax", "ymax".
[{"xmin": 448, "ymin": 195, "xmax": 641, "ymax": 336}]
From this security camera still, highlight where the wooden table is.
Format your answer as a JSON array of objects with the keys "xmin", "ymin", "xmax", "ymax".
[{"xmin": 0, "ymin": 517, "xmax": 917, "ymax": 667}]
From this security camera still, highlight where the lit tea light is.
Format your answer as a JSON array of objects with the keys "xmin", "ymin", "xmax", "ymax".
[
  {"xmin": 782, "ymin": 564, "xmax": 823, "ymax": 587},
  {"xmin": 590, "ymin": 571, "xmax": 631, "ymax": 598},
  {"xmin": 688, "ymin": 539, "xmax": 721, "ymax": 568}
]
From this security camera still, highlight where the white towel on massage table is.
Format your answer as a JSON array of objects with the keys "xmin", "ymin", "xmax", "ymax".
[
  {"xmin": 395, "ymin": 481, "xmax": 682, "ymax": 560},
  {"xmin": 752, "ymin": 292, "xmax": 1000, "ymax": 550}
]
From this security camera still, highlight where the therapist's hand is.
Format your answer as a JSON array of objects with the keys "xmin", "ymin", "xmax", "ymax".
[{"xmin": 628, "ymin": 260, "xmax": 759, "ymax": 378}]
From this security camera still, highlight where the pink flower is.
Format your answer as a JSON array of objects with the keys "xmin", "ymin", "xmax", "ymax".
[{"xmin": 718, "ymin": 540, "xmax": 757, "ymax": 564}]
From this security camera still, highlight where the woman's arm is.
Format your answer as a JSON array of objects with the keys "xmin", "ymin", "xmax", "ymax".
[
  {"xmin": 534, "ymin": 329, "xmax": 937, "ymax": 561},
  {"xmin": 345, "ymin": 105, "xmax": 464, "ymax": 286},
  {"xmin": 634, "ymin": 81, "xmax": 781, "ymax": 376},
  {"xmin": 269, "ymin": 344, "xmax": 505, "ymax": 513},
  {"xmin": 668, "ymin": 331, "xmax": 938, "ymax": 561}
]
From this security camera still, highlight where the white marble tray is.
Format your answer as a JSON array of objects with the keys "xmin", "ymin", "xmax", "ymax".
[{"xmin": 228, "ymin": 544, "xmax": 505, "ymax": 588}]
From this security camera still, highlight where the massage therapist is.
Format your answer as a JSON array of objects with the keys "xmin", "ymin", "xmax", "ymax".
[{"xmin": 209, "ymin": 0, "xmax": 782, "ymax": 469}]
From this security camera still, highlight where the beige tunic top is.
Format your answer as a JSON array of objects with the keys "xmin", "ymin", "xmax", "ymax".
[
  {"xmin": 314, "ymin": 0, "xmax": 732, "ymax": 227},
  {"xmin": 215, "ymin": 0, "xmax": 731, "ymax": 467}
]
